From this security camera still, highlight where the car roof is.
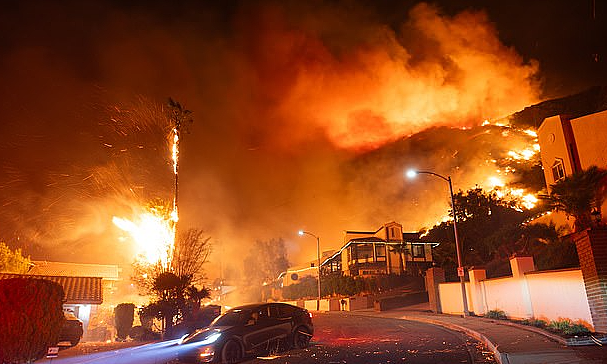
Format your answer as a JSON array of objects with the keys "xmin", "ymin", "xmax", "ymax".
[
  {"xmin": 229, "ymin": 303, "xmax": 268, "ymax": 311},
  {"xmin": 228, "ymin": 302, "xmax": 303, "ymax": 312}
]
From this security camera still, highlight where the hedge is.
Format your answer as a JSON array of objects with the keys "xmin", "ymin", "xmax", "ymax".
[
  {"xmin": 0, "ymin": 278, "xmax": 64, "ymax": 363},
  {"xmin": 114, "ymin": 303, "xmax": 135, "ymax": 341}
]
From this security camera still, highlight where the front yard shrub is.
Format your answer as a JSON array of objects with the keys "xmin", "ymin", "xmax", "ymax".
[
  {"xmin": 0, "ymin": 278, "xmax": 64, "ymax": 364},
  {"xmin": 114, "ymin": 303, "xmax": 136, "ymax": 341},
  {"xmin": 547, "ymin": 319, "xmax": 590, "ymax": 336},
  {"xmin": 484, "ymin": 309, "xmax": 508, "ymax": 320},
  {"xmin": 520, "ymin": 318, "xmax": 547, "ymax": 328}
]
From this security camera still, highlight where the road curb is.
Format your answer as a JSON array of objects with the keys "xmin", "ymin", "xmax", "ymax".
[{"xmin": 398, "ymin": 315, "xmax": 508, "ymax": 364}]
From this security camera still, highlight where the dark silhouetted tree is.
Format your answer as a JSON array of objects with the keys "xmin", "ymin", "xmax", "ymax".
[{"xmin": 549, "ymin": 166, "xmax": 607, "ymax": 231}]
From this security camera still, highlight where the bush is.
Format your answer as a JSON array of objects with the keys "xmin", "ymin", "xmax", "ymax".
[
  {"xmin": 484, "ymin": 309, "xmax": 508, "ymax": 320},
  {"xmin": 114, "ymin": 303, "xmax": 136, "ymax": 341},
  {"xmin": 547, "ymin": 319, "xmax": 590, "ymax": 336},
  {"xmin": 0, "ymin": 278, "xmax": 64, "ymax": 364},
  {"xmin": 520, "ymin": 318, "xmax": 547, "ymax": 328}
]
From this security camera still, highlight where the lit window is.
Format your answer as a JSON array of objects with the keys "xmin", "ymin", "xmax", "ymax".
[
  {"xmin": 375, "ymin": 244, "xmax": 386, "ymax": 262},
  {"xmin": 412, "ymin": 245, "xmax": 425, "ymax": 258},
  {"xmin": 551, "ymin": 159, "xmax": 565, "ymax": 182}
]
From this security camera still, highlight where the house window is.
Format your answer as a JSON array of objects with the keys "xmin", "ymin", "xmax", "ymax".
[
  {"xmin": 375, "ymin": 244, "xmax": 386, "ymax": 262},
  {"xmin": 551, "ymin": 159, "xmax": 565, "ymax": 182},
  {"xmin": 412, "ymin": 244, "xmax": 425, "ymax": 258},
  {"xmin": 329, "ymin": 258, "xmax": 341, "ymax": 272},
  {"xmin": 357, "ymin": 244, "xmax": 374, "ymax": 263}
]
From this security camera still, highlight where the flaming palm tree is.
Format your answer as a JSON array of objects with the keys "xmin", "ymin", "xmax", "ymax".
[{"xmin": 549, "ymin": 166, "xmax": 607, "ymax": 231}]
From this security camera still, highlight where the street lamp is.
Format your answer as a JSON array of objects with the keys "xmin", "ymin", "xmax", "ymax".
[
  {"xmin": 298, "ymin": 230, "xmax": 321, "ymax": 311},
  {"xmin": 407, "ymin": 169, "xmax": 470, "ymax": 317}
]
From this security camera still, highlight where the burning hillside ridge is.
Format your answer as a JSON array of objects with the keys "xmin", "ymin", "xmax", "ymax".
[{"xmin": 342, "ymin": 121, "xmax": 545, "ymax": 232}]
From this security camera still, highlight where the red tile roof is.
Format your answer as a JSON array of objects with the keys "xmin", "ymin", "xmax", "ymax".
[
  {"xmin": 30, "ymin": 261, "xmax": 121, "ymax": 280},
  {"xmin": 0, "ymin": 273, "xmax": 103, "ymax": 304}
]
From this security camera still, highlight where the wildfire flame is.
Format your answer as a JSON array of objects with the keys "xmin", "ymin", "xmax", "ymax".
[
  {"xmin": 113, "ymin": 212, "xmax": 175, "ymax": 267},
  {"xmin": 172, "ymin": 127, "xmax": 179, "ymax": 175},
  {"xmin": 112, "ymin": 119, "xmax": 181, "ymax": 267},
  {"xmin": 171, "ymin": 127, "xmax": 179, "ymax": 224},
  {"xmin": 480, "ymin": 124, "xmax": 542, "ymax": 211}
]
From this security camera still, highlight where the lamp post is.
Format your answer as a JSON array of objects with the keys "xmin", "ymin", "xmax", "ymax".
[
  {"xmin": 298, "ymin": 230, "xmax": 321, "ymax": 311},
  {"xmin": 406, "ymin": 169, "xmax": 470, "ymax": 317}
]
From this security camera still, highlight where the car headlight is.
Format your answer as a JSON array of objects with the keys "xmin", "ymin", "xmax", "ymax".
[{"xmin": 199, "ymin": 332, "xmax": 221, "ymax": 345}]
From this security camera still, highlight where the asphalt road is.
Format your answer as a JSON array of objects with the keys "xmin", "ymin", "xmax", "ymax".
[
  {"xmin": 38, "ymin": 311, "xmax": 496, "ymax": 364},
  {"xmin": 241, "ymin": 312, "xmax": 496, "ymax": 364}
]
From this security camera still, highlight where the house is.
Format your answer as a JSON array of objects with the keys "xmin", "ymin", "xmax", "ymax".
[
  {"xmin": 325, "ymin": 222, "xmax": 438, "ymax": 277},
  {"xmin": 281, "ymin": 250, "xmax": 336, "ymax": 286},
  {"xmin": 282, "ymin": 222, "xmax": 439, "ymax": 286},
  {"xmin": 27, "ymin": 261, "xmax": 122, "ymax": 341},
  {"xmin": 536, "ymin": 109, "xmax": 607, "ymax": 230},
  {"xmin": 29, "ymin": 261, "xmax": 121, "ymax": 304},
  {"xmin": 538, "ymin": 109, "xmax": 607, "ymax": 189}
]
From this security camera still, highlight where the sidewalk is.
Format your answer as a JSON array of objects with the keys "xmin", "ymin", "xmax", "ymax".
[{"xmin": 352, "ymin": 304, "xmax": 607, "ymax": 364}]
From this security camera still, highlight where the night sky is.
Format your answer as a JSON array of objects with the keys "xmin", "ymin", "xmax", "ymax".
[{"xmin": 0, "ymin": 0, "xmax": 605, "ymax": 275}]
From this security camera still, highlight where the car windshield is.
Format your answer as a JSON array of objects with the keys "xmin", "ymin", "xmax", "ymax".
[{"xmin": 210, "ymin": 308, "xmax": 251, "ymax": 327}]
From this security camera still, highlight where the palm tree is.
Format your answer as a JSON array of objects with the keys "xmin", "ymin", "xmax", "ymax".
[
  {"xmin": 389, "ymin": 243, "xmax": 410, "ymax": 275},
  {"xmin": 549, "ymin": 166, "xmax": 607, "ymax": 231}
]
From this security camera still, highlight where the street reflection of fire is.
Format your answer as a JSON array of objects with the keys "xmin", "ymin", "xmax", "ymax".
[{"xmin": 113, "ymin": 212, "xmax": 175, "ymax": 267}]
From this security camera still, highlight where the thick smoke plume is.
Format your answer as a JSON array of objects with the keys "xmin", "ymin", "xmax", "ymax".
[{"xmin": 0, "ymin": 1, "xmax": 540, "ymax": 279}]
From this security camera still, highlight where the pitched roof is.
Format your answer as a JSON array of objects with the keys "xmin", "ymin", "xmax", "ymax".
[
  {"xmin": 30, "ymin": 261, "xmax": 121, "ymax": 280},
  {"xmin": 0, "ymin": 273, "xmax": 103, "ymax": 304}
]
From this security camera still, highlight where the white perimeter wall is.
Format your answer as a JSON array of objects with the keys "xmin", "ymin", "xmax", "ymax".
[
  {"xmin": 526, "ymin": 269, "xmax": 593, "ymax": 325},
  {"xmin": 482, "ymin": 277, "xmax": 527, "ymax": 318},
  {"xmin": 438, "ymin": 282, "xmax": 472, "ymax": 315},
  {"xmin": 437, "ymin": 261, "xmax": 594, "ymax": 329}
]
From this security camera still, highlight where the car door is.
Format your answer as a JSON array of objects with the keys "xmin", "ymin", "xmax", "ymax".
[
  {"xmin": 243, "ymin": 305, "xmax": 292, "ymax": 351},
  {"xmin": 242, "ymin": 306, "xmax": 276, "ymax": 350},
  {"xmin": 269, "ymin": 304, "xmax": 294, "ymax": 338}
]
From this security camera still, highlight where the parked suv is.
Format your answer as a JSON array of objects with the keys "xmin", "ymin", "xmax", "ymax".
[
  {"xmin": 58, "ymin": 311, "xmax": 83, "ymax": 347},
  {"xmin": 178, "ymin": 303, "xmax": 313, "ymax": 363}
]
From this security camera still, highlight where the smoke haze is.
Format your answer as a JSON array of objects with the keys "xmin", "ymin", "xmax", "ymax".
[{"xmin": 0, "ymin": 1, "xmax": 542, "ymax": 278}]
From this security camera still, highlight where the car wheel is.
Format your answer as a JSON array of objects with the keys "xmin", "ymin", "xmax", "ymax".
[
  {"xmin": 292, "ymin": 326, "xmax": 311, "ymax": 349},
  {"xmin": 221, "ymin": 339, "xmax": 243, "ymax": 364}
]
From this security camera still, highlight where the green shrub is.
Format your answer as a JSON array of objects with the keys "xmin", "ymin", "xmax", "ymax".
[
  {"xmin": 520, "ymin": 318, "xmax": 547, "ymax": 328},
  {"xmin": 484, "ymin": 309, "xmax": 507, "ymax": 320},
  {"xmin": 114, "ymin": 303, "xmax": 136, "ymax": 341},
  {"xmin": 548, "ymin": 319, "xmax": 590, "ymax": 336},
  {"xmin": 0, "ymin": 278, "xmax": 64, "ymax": 364}
]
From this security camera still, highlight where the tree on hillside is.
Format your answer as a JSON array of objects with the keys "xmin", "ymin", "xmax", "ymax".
[
  {"xmin": 425, "ymin": 187, "xmax": 571, "ymax": 278},
  {"xmin": 549, "ymin": 166, "xmax": 607, "ymax": 231},
  {"xmin": 451, "ymin": 188, "xmax": 524, "ymax": 266},
  {"xmin": 0, "ymin": 241, "xmax": 31, "ymax": 273}
]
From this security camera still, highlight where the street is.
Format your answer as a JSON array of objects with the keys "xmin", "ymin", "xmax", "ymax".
[
  {"xmin": 241, "ymin": 312, "xmax": 495, "ymax": 364},
  {"xmin": 39, "ymin": 311, "xmax": 495, "ymax": 364}
]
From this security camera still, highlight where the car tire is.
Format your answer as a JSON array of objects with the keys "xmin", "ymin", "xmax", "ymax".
[
  {"xmin": 221, "ymin": 339, "xmax": 243, "ymax": 364},
  {"xmin": 292, "ymin": 326, "xmax": 311, "ymax": 349}
]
